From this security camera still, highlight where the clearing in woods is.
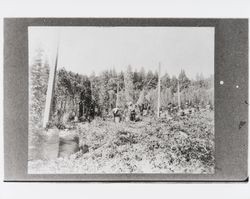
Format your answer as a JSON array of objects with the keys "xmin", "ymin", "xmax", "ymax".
[{"xmin": 28, "ymin": 109, "xmax": 214, "ymax": 174}]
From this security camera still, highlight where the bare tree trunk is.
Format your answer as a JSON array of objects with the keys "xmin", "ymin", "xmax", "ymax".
[
  {"xmin": 116, "ymin": 81, "xmax": 119, "ymax": 108},
  {"xmin": 177, "ymin": 80, "xmax": 181, "ymax": 109},
  {"xmin": 43, "ymin": 44, "xmax": 59, "ymax": 128},
  {"xmin": 157, "ymin": 62, "xmax": 161, "ymax": 118}
]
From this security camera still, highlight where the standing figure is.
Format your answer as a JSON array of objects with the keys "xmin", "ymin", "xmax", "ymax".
[
  {"xmin": 127, "ymin": 102, "xmax": 136, "ymax": 121},
  {"xmin": 112, "ymin": 107, "xmax": 121, "ymax": 123}
]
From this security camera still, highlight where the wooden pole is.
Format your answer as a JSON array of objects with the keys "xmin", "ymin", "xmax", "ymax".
[
  {"xmin": 157, "ymin": 62, "xmax": 161, "ymax": 118},
  {"xmin": 43, "ymin": 43, "xmax": 59, "ymax": 128},
  {"xmin": 177, "ymin": 79, "xmax": 181, "ymax": 109},
  {"xmin": 116, "ymin": 80, "xmax": 119, "ymax": 108}
]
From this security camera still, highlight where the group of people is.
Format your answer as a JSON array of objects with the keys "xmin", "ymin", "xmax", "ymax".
[
  {"xmin": 112, "ymin": 102, "xmax": 138, "ymax": 123},
  {"xmin": 65, "ymin": 100, "xmax": 213, "ymax": 124},
  {"xmin": 112, "ymin": 102, "xmax": 152, "ymax": 123}
]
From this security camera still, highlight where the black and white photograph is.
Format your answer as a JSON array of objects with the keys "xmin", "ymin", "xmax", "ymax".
[
  {"xmin": 27, "ymin": 26, "xmax": 215, "ymax": 174},
  {"xmin": 1, "ymin": 0, "xmax": 250, "ymax": 197}
]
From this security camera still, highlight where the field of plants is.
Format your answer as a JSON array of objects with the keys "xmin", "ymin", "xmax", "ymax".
[{"xmin": 28, "ymin": 109, "xmax": 214, "ymax": 174}]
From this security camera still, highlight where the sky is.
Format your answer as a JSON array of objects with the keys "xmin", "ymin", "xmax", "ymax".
[{"xmin": 29, "ymin": 26, "xmax": 214, "ymax": 79}]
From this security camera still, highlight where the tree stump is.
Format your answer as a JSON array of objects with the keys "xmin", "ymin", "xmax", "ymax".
[
  {"xmin": 41, "ymin": 128, "xmax": 60, "ymax": 160},
  {"xmin": 58, "ymin": 132, "xmax": 80, "ymax": 158},
  {"xmin": 114, "ymin": 116, "xmax": 121, "ymax": 123}
]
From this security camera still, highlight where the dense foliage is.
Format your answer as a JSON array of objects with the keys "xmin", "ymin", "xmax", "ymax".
[
  {"xmin": 29, "ymin": 48, "xmax": 214, "ymax": 173},
  {"xmin": 29, "ymin": 110, "xmax": 214, "ymax": 173},
  {"xmin": 29, "ymin": 49, "xmax": 214, "ymax": 127}
]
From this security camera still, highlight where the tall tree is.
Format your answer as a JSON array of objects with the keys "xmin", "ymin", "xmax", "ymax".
[
  {"xmin": 124, "ymin": 65, "xmax": 134, "ymax": 103},
  {"xmin": 161, "ymin": 72, "xmax": 171, "ymax": 89},
  {"xmin": 145, "ymin": 70, "xmax": 157, "ymax": 90},
  {"xmin": 98, "ymin": 70, "xmax": 110, "ymax": 115},
  {"xmin": 178, "ymin": 69, "xmax": 191, "ymax": 91},
  {"xmin": 29, "ymin": 48, "xmax": 50, "ymax": 126},
  {"xmin": 170, "ymin": 75, "xmax": 178, "ymax": 94}
]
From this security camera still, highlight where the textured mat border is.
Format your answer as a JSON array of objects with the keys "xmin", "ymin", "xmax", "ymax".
[{"xmin": 4, "ymin": 18, "xmax": 248, "ymax": 182}]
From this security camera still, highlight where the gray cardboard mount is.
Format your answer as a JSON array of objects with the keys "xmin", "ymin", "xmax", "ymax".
[{"xmin": 4, "ymin": 18, "xmax": 248, "ymax": 182}]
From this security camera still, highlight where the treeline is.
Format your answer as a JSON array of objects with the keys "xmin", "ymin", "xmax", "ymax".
[{"xmin": 30, "ymin": 49, "xmax": 214, "ymax": 126}]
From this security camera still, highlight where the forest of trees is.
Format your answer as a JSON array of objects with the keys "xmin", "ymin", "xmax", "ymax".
[{"xmin": 29, "ymin": 48, "xmax": 214, "ymax": 127}]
